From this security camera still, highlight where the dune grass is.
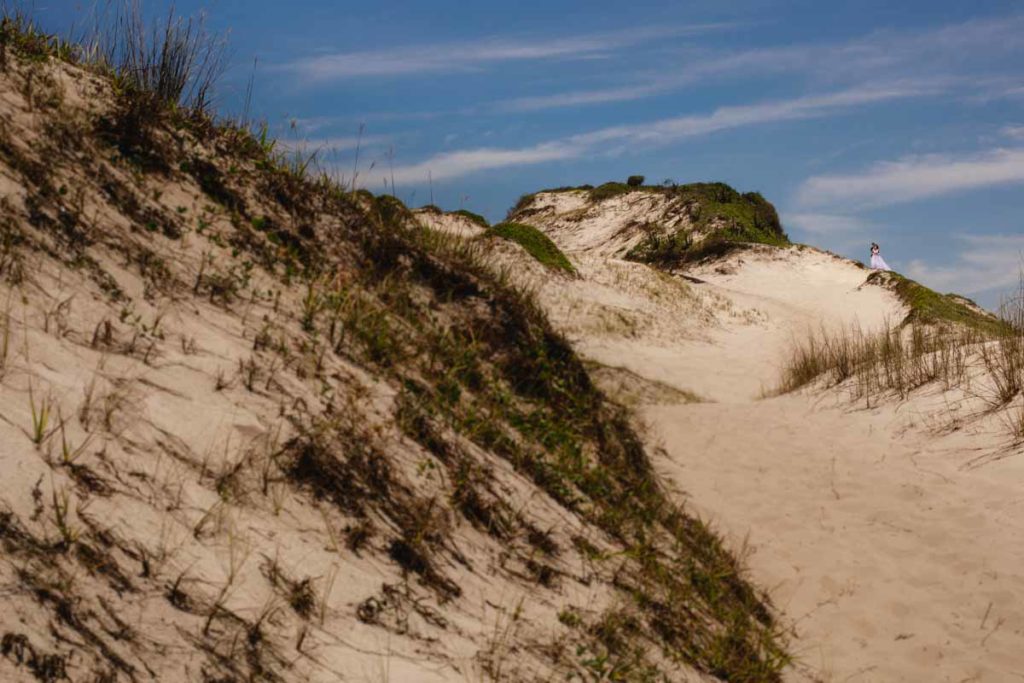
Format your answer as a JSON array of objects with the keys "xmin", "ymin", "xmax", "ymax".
[
  {"xmin": 867, "ymin": 271, "xmax": 1007, "ymax": 334},
  {"xmin": 776, "ymin": 285, "xmax": 1024, "ymax": 440},
  {"xmin": 452, "ymin": 208, "xmax": 489, "ymax": 228},
  {"xmin": 486, "ymin": 222, "xmax": 576, "ymax": 274},
  {"xmin": 776, "ymin": 321, "xmax": 982, "ymax": 399}
]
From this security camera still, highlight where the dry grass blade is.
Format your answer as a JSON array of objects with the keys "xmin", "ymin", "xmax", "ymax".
[
  {"xmin": 0, "ymin": 294, "xmax": 11, "ymax": 378},
  {"xmin": 112, "ymin": 0, "xmax": 227, "ymax": 111}
]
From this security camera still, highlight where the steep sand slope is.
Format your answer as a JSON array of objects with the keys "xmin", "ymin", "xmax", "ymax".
[
  {"xmin": 501, "ymin": 191, "xmax": 1024, "ymax": 681},
  {"xmin": 1, "ymin": 41, "xmax": 792, "ymax": 682}
]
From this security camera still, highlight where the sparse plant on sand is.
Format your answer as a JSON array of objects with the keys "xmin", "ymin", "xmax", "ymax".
[
  {"xmin": 203, "ymin": 527, "xmax": 251, "ymax": 634},
  {"xmin": 28, "ymin": 380, "xmax": 53, "ymax": 446},
  {"xmin": 317, "ymin": 565, "xmax": 338, "ymax": 626},
  {"xmin": 301, "ymin": 277, "xmax": 323, "ymax": 333},
  {"xmin": 49, "ymin": 479, "xmax": 80, "ymax": 547},
  {"xmin": 57, "ymin": 407, "xmax": 91, "ymax": 465},
  {"xmin": 0, "ymin": 295, "xmax": 11, "ymax": 378}
]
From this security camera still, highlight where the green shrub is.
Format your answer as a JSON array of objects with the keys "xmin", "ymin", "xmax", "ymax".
[
  {"xmin": 625, "ymin": 183, "xmax": 788, "ymax": 266},
  {"xmin": 486, "ymin": 222, "xmax": 575, "ymax": 274},
  {"xmin": 452, "ymin": 209, "xmax": 489, "ymax": 228},
  {"xmin": 627, "ymin": 175, "xmax": 645, "ymax": 187},
  {"xmin": 867, "ymin": 271, "xmax": 1006, "ymax": 334},
  {"xmin": 588, "ymin": 182, "xmax": 633, "ymax": 203}
]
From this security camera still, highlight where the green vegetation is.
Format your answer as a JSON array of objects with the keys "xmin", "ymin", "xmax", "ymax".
[
  {"xmin": 588, "ymin": 181, "xmax": 634, "ymax": 202},
  {"xmin": 452, "ymin": 208, "xmax": 489, "ymax": 228},
  {"xmin": 486, "ymin": 222, "xmax": 576, "ymax": 274},
  {"xmin": 509, "ymin": 180, "xmax": 788, "ymax": 267},
  {"xmin": 867, "ymin": 271, "xmax": 1005, "ymax": 334},
  {"xmin": 624, "ymin": 183, "xmax": 788, "ymax": 266},
  {"xmin": 416, "ymin": 206, "xmax": 489, "ymax": 228}
]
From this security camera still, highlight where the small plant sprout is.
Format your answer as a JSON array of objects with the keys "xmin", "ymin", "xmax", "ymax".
[
  {"xmin": 203, "ymin": 525, "xmax": 251, "ymax": 634},
  {"xmin": 28, "ymin": 380, "xmax": 53, "ymax": 447},
  {"xmin": 58, "ymin": 407, "xmax": 91, "ymax": 465},
  {"xmin": 50, "ymin": 478, "xmax": 79, "ymax": 548},
  {"xmin": 301, "ymin": 278, "xmax": 323, "ymax": 333},
  {"xmin": 0, "ymin": 295, "xmax": 11, "ymax": 377}
]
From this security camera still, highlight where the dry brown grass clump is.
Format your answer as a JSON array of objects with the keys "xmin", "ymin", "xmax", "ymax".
[{"xmin": 777, "ymin": 283, "xmax": 1024, "ymax": 440}]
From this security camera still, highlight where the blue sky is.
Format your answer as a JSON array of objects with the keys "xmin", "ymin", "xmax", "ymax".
[{"xmin": 43, "ymin": 0, "xmax": 1024, "ymax": 308}]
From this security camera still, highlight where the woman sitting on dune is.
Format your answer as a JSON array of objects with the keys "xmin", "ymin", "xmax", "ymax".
[{"xmin": 870, "ymin": 242, "xmax": 891, "ymax": 271}]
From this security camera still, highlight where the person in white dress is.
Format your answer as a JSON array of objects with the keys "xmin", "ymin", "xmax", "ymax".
[{"xmin": 870, "ymin": 242, "xmax": 891, "ymax": 271}]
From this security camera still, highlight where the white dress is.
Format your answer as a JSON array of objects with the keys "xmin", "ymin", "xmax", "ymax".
[{"xmin": 870, "ymin": 249, "xmax": 890, "ymax": 271}]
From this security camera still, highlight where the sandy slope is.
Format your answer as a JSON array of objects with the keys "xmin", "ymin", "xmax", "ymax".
[
  {"xmin": 648, "ymin": 393, "xmax": 1024, "ymax": 682},
  {"xmin": 4, "ymin": 58, "xmax": 738, "ymax": 681},
  {"xmin": 504, "ymin": 191, "xmax": 1024, "ymax": 681}
]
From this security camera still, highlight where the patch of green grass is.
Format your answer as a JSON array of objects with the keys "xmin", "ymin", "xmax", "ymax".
[
  {"xmin": 867, "ymin": 271, "xmax": 1005, "ymax": 333},
  {"xmin": 486, "ymin": 222, "xmax": 575, "ymax": 274},
  {"xmin": 588, "ymin": 182, "xmax": 633, "ymax": 202},
  {"xmin": 452, "ymin": 209, "xmax": 489, "ymax": 228},
  {"xmin": 623, "ymin": 183, "xmax": 788, "ymax": 266}
]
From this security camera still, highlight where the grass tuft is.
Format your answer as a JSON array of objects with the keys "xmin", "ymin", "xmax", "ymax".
[
  {"xmin": 867, "ymin": 270, "xmax": 1006, "ymax": 334},
  {"xmin": 485, "ymin": 222, "xmax": 576, "ymax": 274},
  {"xmin": 28, "ymin": 381, "xmax": 52, "ymax": 447},
  {"xmin": 776, "ymin": 294, "xmax": 1024, "ymax": 442},
  {"xmin": 452, "ymin": 208, "xmax": 489, "ymax": 228}
]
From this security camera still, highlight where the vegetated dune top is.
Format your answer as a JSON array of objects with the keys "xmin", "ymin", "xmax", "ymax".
[
  {"xmin": 0, "ymin": 21, "xmax": 788, "ymax": 683},
  {"xmin": 509, "ymin": 182, "xmax": 786, "ymax": 261},
  {"xmin": 413, "ymin": 206, "xmax": 488, "ymax": 238}
]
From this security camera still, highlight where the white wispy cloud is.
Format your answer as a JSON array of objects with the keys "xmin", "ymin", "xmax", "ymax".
[
  {"xmin": 905, "ymin": 234, "xmax": 1024, "ymax": 296},
  {"xmin": 383, "ymin": 83, "xmax": 931, "ymax": 184},
  {"xmin": 500, "ymin": 82, "xmax": 671, "ymax": 113},
  {"xmin": 490, "ymin": 14, "xmax": 1024, "ymax": 112},
  {"xmin": 1003, "ymin": 125, "xmax": 1024, "ymax": 140},
  {"xmin": 796, "ymin": 147, "xmax": 1024, "ymax": 208},
  {"xmin": 784, "ymin": 213, "xmax": 872, "ymax": 235},
  {"xmin": 388, "ymin": 143, "xmax": 577, "ymax": 184},
  {"xmin": 282, "ymin": 24, "xmax": 729, "ymax": 82},
  {"xmin": 572, "ymin": 83, "xmax": 937, "ymax": 146},
  {"xmin": 495, "ymin": 46, "xmax": 817, "ymax": 112}
]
